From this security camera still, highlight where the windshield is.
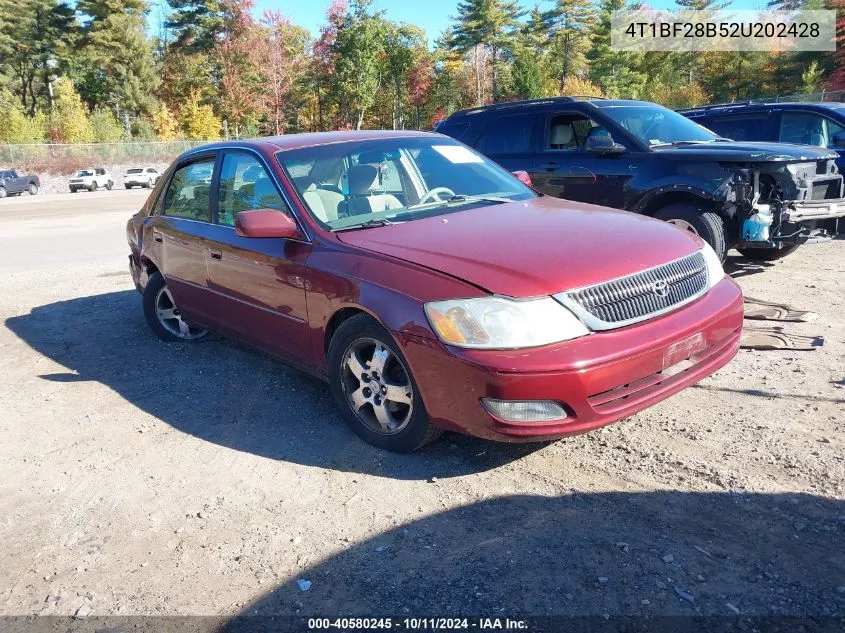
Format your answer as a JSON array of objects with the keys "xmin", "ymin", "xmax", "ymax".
[
  {"xmin": 277, "ymin": 137, "xmax": 535, "ymax": 230},
  {"xmin": 75, "ymin": 170, "xmax": 94, "ymax": 177},
  {"xmin": 596, "ymin": 104, "xmax": 718, "ymax": 146}
]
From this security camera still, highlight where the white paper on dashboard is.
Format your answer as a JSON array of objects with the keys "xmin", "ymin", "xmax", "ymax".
[{"xmin": 432, "ymin": 145, "xmax": 484, "ymax": 164}]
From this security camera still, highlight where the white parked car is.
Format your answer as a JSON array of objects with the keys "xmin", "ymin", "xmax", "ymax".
[
  {"xmin": 124, "ymin": 166, "xmax": 161, "ymax": 189},
  {"xmin": 69, "ymin": 167, "xmax": 113, "ymax": 193}
]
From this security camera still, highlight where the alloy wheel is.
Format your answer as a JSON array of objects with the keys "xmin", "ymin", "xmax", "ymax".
[
  {"xmin": 666, "ymin": 218, "xmax": 698, "ymax": 235},
  {"xmin": 154, "ymin": 286, "xmax": 207, "ymax": 340},
  {"xmin": 341, "ymin": 338, "xmax": 414, "ymax": 435}
]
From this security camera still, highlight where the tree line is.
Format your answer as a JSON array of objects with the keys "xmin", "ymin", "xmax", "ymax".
[{"xmin": 0, "ymin": 0, "xmax": 842, "ymax": 144}]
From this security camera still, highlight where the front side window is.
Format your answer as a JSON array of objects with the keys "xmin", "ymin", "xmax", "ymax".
[
  {"xmin": 278, "ymin": 137, "xmax": 535, "ymax": 230},
  {"xmin": 217, "ymin": 153, "xmax": 288, "ymax": 226},
  {"xmin": 547, "ymin": 114, "xmax": 599, "ymax": 151},
  {"xmin": 779, "ymin": 112, "xmax": 845, "ymax": 148},
  {"xmin": 162, "ymin": 159, "xmax": 215, "ymax": 222},
  {"xmin": 475, "ymin": 114, "xmax": 536, "ymax": 155},
  {"xmin": 700, "ymin": 114, "xmax": 768, "ymax": 142},
  {"xmin": 596, "ymin": 103, "xmax": 718, "ymax": 146}
]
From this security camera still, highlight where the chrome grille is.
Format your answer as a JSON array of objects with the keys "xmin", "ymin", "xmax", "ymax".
[{"xmin": 556, "ymin": 252, "xmax": 708, "ymax": 330}]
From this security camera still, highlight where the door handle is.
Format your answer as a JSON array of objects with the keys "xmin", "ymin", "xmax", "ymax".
[
  {"xmin": 544, "ymin": 162, "xmax": 558, "ymax": 172},
  {"xmin": 207, "ymin": 248, "xmax": 222, "ymax": 261},
  {"xmin": 152, "ymin": 231, "xmax": 163, "ymax": 243}
]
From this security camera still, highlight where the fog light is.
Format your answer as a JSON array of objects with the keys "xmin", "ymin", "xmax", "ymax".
[{"xmin": 481, "ymin": 399, "xmax": 567, "ymax": 423}]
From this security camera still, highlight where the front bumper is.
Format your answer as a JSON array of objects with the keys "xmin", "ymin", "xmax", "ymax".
[
  {"xmin": 397, "ymin": 278, "xmax": 743, "ymax": 442},
  {"xmin": 783, "ymin": 198, "xmax": 845, "ymax": 222}
]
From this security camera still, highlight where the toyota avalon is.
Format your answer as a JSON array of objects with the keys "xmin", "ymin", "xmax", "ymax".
[{"xmin": 126, "ymin": 131, "xmax": 743, "ymax": 452}]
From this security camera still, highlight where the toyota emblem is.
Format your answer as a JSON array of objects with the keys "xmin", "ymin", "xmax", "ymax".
[{"xmin": 651, "ymin": 280, "xmax": 669, "ymax": 297}]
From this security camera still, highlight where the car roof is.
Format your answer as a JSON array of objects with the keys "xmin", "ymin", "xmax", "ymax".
[
  {"xmin": 182, "ymin": 130, "xmax": 443, "ymax": 158},
  {"xmin": 681, "ymin": 101, "xmax": 845, "ymax": 116},
  {"xmin": 440, "ymin": 97, "xmax": 671, "ymax": 121}
]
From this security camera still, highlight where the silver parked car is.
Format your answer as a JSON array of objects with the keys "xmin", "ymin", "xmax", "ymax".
[{"xmin": 124, "ymin": 167, "xmax": 161, "ymax": 189}]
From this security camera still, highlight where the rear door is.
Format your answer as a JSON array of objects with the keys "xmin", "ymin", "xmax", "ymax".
[
  {"xmin": 531, "ymin": 111, "xmax": 634, "ymax": 209},
  {"xmin": 144, "ymin": 154, "xmax": 218, "ymax": 327},
  {"xmin": 203, "ymin": 149, "xmax": 312, "ymax": 366}
]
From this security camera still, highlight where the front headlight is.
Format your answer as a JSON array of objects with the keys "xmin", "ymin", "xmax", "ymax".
[
  {"xmin": 701, "ymin": 241, "xmax": 725, "ymax": 288},
  {"xmin": 424, "ymin": 296, "xmax": 589, "ymax": 349}
]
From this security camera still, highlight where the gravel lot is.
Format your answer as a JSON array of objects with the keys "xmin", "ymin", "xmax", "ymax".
[{"xmin": 0, "ymin": 191, "xmax": 843, "ymax": 623}]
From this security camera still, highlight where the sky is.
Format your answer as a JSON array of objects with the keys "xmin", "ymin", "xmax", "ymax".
[{"xmin": 150, "ymin": 0, "xmax": 766, "ymax": 42}]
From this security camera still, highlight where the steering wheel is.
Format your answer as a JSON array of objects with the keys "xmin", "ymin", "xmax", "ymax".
[{"xmin": 418, "ymin": 187, "xmax": 455, "ymax": 205}]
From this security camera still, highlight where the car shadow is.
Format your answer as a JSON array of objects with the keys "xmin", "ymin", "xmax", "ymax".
[
  {"xmin": 218, "ymin": 490, "xmax": 844, "ymax": 623},
  {"xmin": 724, "ymin": 253, "xmax": 774, "ymax": 279},
  {"xmin": 4, "ymin": 291, "xmax": 544, "ymax": 480}
]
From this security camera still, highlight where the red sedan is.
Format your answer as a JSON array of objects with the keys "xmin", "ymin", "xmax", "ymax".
[{"xmin": 126, "ymin": 131, "xmax": 743, "ymax": 452}]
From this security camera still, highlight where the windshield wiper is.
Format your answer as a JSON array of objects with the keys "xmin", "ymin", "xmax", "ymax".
[
  {"xmin": 447, "ymin": 194, "xmax": 513, "ymax": 204},
  {"xmin": 333, "ymin": 218, "xmax": 398, "ymax": 232}
]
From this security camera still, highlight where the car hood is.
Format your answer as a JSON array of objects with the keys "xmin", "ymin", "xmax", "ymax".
[
  {"xmin": 652, "ymin": 141, "xmax": 838, "ymax": 162},
  {"xmin": 336, "ymin": 196, "xmax": 703, "ymax": 297}
]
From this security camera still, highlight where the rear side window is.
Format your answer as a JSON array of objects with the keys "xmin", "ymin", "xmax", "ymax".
[
  {"xmin": 435, "ymin": 120, "xmax": 470, "ymax": 140},
  {"xmin": 162, "ymin": 159, "xmax": 215, "ymax": 222},
  {"xmin": 705, "ymin": 114, "xmax": 769, "ymax": 141},
  {"xmin": 475, "ymin": 114, "xmax": 536, "ymax": 155},
  {"xmin": 217, "ymin": 153, "xmax": 289, "ymax": 226}
]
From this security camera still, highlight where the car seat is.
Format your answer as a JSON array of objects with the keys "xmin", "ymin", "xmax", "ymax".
[
  {"xmin": 339, "ymin": 164, "xmax": 402, "ymax": 216},
  {"xmin": 550, "ymin": 122, "xmax": 575, "ymax": 150}
]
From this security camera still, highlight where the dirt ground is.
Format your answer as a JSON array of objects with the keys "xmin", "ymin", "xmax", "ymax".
[{"xmin": 0, "ymin": 191, "xmax": 843, "ymax": 623}]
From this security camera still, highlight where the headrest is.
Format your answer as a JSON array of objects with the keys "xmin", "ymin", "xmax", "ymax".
[
  {"xmin": 550, "ymin": 123, "xmax": 573, "ymax": 146},
  {"xmin": 348, "ymin": 164, "xmax": 379, "ymax": 195}
]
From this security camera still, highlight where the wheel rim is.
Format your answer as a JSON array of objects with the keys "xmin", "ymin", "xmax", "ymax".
[
  {"xmin": 666, "ymin": 218, "xmax": 698, "ymax": 235},
  {"xmin": 28, "ymin": 185, "xmax": 37, "ymax": 194},
  {"xmin": 154, "ymin": 286, "xmax": 207, "ymax": 340},
  {"xmin": 341, "ymin": 338, "xmax": 414, "ymax": 435}
]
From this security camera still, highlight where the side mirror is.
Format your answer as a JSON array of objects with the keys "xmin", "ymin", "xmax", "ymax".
[
  {"xmin": 585, "ymin": 128, "xmax": 625, "ymax": 155},
  {"xmin": 235, "ymin": 209, "xmax": 301, "ymax": 239},
  {"xmin": 831, "ymin": 132, "xmax": 845, "ymax": 149},
  {"xmin": 512, "ymin": 170, "xmax": 533, "ymax": 186}
]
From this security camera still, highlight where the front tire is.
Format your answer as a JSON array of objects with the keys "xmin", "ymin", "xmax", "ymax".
[
  {"xmin": 142, "ymin": 272, "xmax": 209, "ymax": 342},
  {"xmin": 737, "ymin": 244, "xmax": 799, "ymax": 262},
  {"xmin": 655, "ymin": 203, "xmax": 729, "ymax": 262},
  {"xmin": 328, "ymin": 314, "xmax": 442, "ymax": 452},
  {"xmin": 89, "ymin": 182, "xmax": 97, "ymax": 192}
]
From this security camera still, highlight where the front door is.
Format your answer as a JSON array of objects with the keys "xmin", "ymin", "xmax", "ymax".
[
  {"xmin": 530, "ymin": 112, "xmax": 633, "ymax": 210},
  {"xmin": 203, "ymin": 150, "xmax": 312, "ymax": 366}
]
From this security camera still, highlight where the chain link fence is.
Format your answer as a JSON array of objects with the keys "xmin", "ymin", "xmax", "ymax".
[{"xmin": 0, "ymin": 140, "xmax": 219, "ymax": 173}]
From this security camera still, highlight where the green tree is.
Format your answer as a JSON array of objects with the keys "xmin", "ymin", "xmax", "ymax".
[
  {"xmin": 0, "ymin": 0, "xmax": 76, "ymax": 114},
  {"xmin": 449, "ymin": 0, "xmax": 524, "ymax": 103},
  {"xmin": 510, "ymin": 44, "xmax": 546, "ymax": 98},
  {"xmin": 0, "ymin": 90, "xmax": 47, "ymax": 143},
  {"xmin": 49, "ymin": 79, "xmax": 93, "ymax": 142},
  {"xmin": 587, "ymin": 0, "xmax": 646, "ymax": 98},
  {"xmin": 76, "ymin": 0, "xmax": 159, "ymax": 116},
  {"xmin": 333, "ymin": 0, "xmax": 388, "ymax": 129},
  {"xmin": 152, "ymin": 103, "xmax": 179, "ymax": 140},
  {"xmin": 543, "ymin": 0, "xmax": 596, "ymax": 90},
  {"xmin": 179, "ymin": 89, "xmax": 221, "ymax": 139},
  {"xmin": 166, "ymin": 0, "xmax": 226, "ymax": 54},
  {"xmin": 383, "ymin": 23, "xmax": 427, "ymax": 129},
  {"xmin": 90, "ymin": 107, "xmax": 124, "ymax": 141}
]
